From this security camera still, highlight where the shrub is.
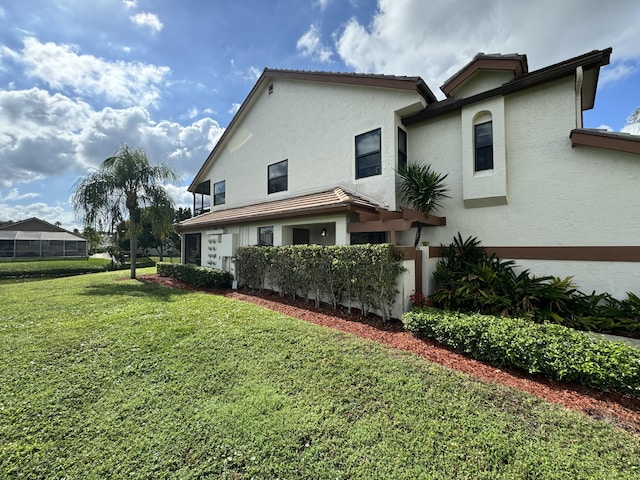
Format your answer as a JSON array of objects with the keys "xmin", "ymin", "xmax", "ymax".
[
  {"xmin": 156, "ymin": 262, "xmax": 233, "ymax": 289},
  {"xmin": 403, "ymin": 308, "xmax": 640, "ymax": 395},
  {"xmin": 234, "ymin": 244, "xmax": 405, "ymax": 321},
  {"xmin": 430, "ymin": 233, "xmax": 640, "ymax": 337}
]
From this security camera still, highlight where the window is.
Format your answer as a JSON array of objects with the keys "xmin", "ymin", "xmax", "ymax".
[
  {"xmin": 398, "ymin": 128, "xmax": 407, "ymax": 170},
  {"xmin": 356, "ymin": 128, "xmax": 381, "ymax": 179},
  {"xmin": 268, "ymin": 160, "xmax": 288, "ymax": 194},
  {"xmin": 213, "ymin": 180, "xmax": 225, "ymax": 206},
  {"xmin": 474, "ymin": 121, "xmax": 493, "ymax": 171},
  {"xmin": 350, "ymin": 232, "xmax": 387, "ymax": 245},
  {"xmin": 258, "ymin": 226, "xmax": 274, "ymax": 246}
]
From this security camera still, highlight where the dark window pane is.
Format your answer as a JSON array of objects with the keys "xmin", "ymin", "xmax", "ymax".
[
  {"xmin": 356, "ymin": 129, "xmax": 381, "ymax": 156},
  {"xmin": 398, "ymin": 128, "xmax": 407, "ymax": 170},
  {"xmin": 474, "ymin": 121, "xmax": 493, "ymax": 171},
  {"xmin": 356, "ymin": 128, "xmax": 381, "ymax": 179},
  {"xmin": 268, "ymin": 160, "xmax": 288, "ymax": 193},
  {"xmin": 213, "ymin": 180, "xmax": 225, "ymax": 205},
  {"xmin": 258, "ymin": 226, "xmax": 274, "ymax": 246}
]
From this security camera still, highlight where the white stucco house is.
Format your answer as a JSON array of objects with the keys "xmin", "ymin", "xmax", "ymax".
[{"xmin": 176, "ymin": 47, "xmax": 640, "ymax": 302}]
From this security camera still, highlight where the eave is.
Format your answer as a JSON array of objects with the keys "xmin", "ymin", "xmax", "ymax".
[
  {"xmin": 570, "ymin": 129, "xmax": 640, "ymax": 155},
  {"xmin": 404, "ymin": 48, "xmax": 612, "ymax": 126}
]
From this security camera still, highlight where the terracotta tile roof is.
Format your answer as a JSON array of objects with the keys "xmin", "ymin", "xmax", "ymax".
[{"xmin": 176, "ymin": 187, "xmax": 383, "ymax": 231}]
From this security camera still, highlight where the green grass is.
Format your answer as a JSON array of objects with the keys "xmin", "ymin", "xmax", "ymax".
[{"xmin": 1, "ymin": 269, "xmax": 640, "ymax": 479}]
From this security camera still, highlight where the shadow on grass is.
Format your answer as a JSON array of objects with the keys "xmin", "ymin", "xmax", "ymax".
[{"xmin": 82, "ymin": 280, "xmax": 190, "ymax": 302}]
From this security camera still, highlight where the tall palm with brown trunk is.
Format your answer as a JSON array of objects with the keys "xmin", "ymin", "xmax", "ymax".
[
  {"xmin": 72, "ymin": 144, "xmax": 178, "ymax": 279},
  {"xmin": 397, "ymin": 163, "xmax": 449, "ymax": 248}
]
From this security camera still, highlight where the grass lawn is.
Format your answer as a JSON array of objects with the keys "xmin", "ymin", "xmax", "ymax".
[{"xmin": 1, "ymin": 269, "xmax": 639, "ymax": 479}]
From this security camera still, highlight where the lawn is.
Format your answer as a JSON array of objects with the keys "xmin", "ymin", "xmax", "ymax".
[{"xmin": 1, "ymin": 269, "xmax": 639, "ymax": 479}]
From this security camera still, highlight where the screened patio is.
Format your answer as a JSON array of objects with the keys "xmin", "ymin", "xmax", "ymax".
[{"xmin": 0, "ymin": 231, "xmax": 88, "ymax": 258}]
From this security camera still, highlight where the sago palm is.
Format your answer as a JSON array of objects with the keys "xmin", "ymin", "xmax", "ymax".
[
  {"xmin": 397, "ymin": 163, "xmax": 449, "ymax": 247},
  {"xmin": 72, "ymin": 144, "xmax": 178, "ymax": 279}
]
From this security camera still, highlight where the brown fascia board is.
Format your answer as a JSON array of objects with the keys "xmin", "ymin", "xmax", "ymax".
[
  {"xmin": 570, "ymin": 128, "xmax": 640, "ymax": 154},
  {"xmin": 187, "ymin": 69, "xmax": 437, "ymax": 192},
  {"xmin": 404, "ymin": 48, "xmax": 612, "ymax": 126},
  {"xmin": 263, "ymin": 69, "xmax": 438, "ymax": 103},
  {"xmin": 440, "ymin": 54, "xmax": 529, "ymax": 97}
]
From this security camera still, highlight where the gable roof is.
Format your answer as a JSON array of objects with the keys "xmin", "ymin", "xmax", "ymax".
[
  {"xmin": 188, "ymin": 69, "xmax": 436, "ymax": 192},
  {"xmin": 176, "ymin": 187, "xmax": 383, "ymax": 231},
  {"xmin": 441, "ymin": 53, "xmax": 529, "ymax": 97},
  {"xmin": 0, "ymin": 217, "xmax": 86, "ymax": 241},
  {"xmin": 403, "ymin": 48, "xmax": 612, "ymax": 125},
  {"xmin": 0, "ymin": 217, "xmax": 80, "ymax": 235}
]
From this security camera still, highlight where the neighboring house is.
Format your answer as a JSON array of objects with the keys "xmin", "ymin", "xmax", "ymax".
[
  {"xmin": 176, "ymin": 47, "xmax": 640, "ymax": 301},
  {"xmin": 0, "ymin": 218, "xmax": 88, "ymax": 259}
]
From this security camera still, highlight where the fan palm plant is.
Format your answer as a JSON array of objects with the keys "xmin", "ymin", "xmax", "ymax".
[
  {"xmin": 397, "ymin": 163, "xmax": 449, "ymax": 247},
  {"xmin": 72, "ymin": 144, "xmax": 178, "ymax": 279}
]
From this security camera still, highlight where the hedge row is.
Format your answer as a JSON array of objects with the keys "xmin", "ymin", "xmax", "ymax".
[
  {"xmin": 403, "ymin": 307, "xmax": 640, "ymax": 395},
  {"xmin": 156, "ymin": 262, "xmax": 233, "ymax": 289},
  {"xmin": 235, "ymin": 244, "xmax": 405, "ymax": 321}
]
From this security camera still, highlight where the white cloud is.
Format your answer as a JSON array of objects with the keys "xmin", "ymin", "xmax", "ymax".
[
  {"xmin": 596, "ymin": 124, "xmax": 613, "ymax": 132},
  {"xmin": 130, "ymin": 12, "xmax": 164, "ymax": 33},
  {"xmin": 12, "ymin": 37, "xmax": 170, "ymax": 107},
  {"xmin": 182, "ymin": 107, "xmax": 199, "ymax": 120},
  {"xmin": 0, "ymin": 88, "xmax": 224, "ymax": 187},
  {"xmin": 0, "ymin": 201, "xmax": 74, "ymax": 228},
  {"xmin": 622, "ymin": 106, "xmax": 640, "ymax": 135},
  {"xmin": 231, "ymin": 60, "xmax": 262, "ymax": 82},
  {"xmin": 122, "ymin": 0, "xmax": 136, "ymax": 8},
  {"xmin": 0, "ymin": 189, "xmax": 40, "ymax": 202},
  {"xmin": 297, "ymin": 24, "xmax": 333, "ymax": 63},
  {"xmin": 334, "ymin": 0, "xmax": 640, "ymax": 95},
  {"xmin": 228, "ymin": 103, "xmax": 241, "ymax": 115}
]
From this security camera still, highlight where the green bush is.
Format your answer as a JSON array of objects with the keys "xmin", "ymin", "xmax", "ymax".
[
  {"xmin": 235, "ymin": 244, "xmax": 405, "ymax": 321},
  {"xmin": 156, "ymin": 262, "xmax": 233, "ymax": 289},
  {"xmin": 430, "ymin": 234, "xmax": 640, "ymax": 337},
  {"xmin": 403, "ymin": 308, "xmax": 640, "ymax": 395}
]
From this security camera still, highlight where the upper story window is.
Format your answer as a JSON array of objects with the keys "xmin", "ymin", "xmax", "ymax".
[
  {"xmin": 213, "ymin": 180, "xmax": 225, "ymax": 206},
  {"xmin": 268, "ymin": 159, "xmax": 288, "ymax": 194},
  {"xmin": 355, "ymin": 128, "xmax": 381, "ymax": 179},
  {"xmin": 258, "ymin": 226, "xmax": 274, "ymax": 246},
  {"xmin": 474, "ymin": 120, "xmax": 493, "ymax": 171},
  {"xmin": 398, "ymin": 127, "xmax": 407, "ymax": 170}
]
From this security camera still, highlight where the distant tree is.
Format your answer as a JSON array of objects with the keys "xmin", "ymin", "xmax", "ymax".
[
  {"xmin": 167, "ymin": 207, "xmax": 191, "ymax": 257},
  {"xmin": 147, "ymin": 199, "xmax": 175, "ymax": 261},
  {"xmin": 82, "ymin": 226, "xmax": 101, "ymax": 254},
  {"xmin": 397, "ymin": 163, "xmax": 449, "ymax": 248},
  {"xmin": 72, "ymin": 144, "xmax": 177, "ymax": 279},
  {"xmin": 55, "ymin": 221, "xmax": 62, "ymax": 228}
]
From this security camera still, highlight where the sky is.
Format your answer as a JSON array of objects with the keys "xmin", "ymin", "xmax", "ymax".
[{"xmin": 1, "ymin": 0, "xmax": 639, "ymax": 231}]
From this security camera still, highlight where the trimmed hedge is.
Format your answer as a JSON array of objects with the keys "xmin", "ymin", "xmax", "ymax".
[
  {"xmin": 157, "ymin": 262, "xmax": 233, "ymax": 289},
  {"xmin": 403, "ymin": 307, "xmax": 640, "ymax": 395},
  {"xmin": 235, "ymin": 244, "xmax": 405, "ymax": 321}
]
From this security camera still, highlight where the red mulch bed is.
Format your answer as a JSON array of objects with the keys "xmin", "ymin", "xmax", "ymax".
[{"xmin": 139, "ymin": 273, "xmax": 640, "ymax": 434}]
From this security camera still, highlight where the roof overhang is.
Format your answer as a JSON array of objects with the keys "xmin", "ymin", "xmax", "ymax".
[
  {"xmin": 570, "ymin": 129, "xmax": 640, "ymax": 155},
  {"xmin": 175, "ymin": 187, "xmax": 383, "ymax": 232},
  {"xmin": 404, "ymin": 48, "xmax": 612, "ymax": 126}
]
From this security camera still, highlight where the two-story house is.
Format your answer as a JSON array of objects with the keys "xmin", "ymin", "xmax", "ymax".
[{"xmin": 176, "ymin": 47, "xmax": 640, "ymax": 299}]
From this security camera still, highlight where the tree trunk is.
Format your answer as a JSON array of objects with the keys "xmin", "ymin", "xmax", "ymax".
[
  {"xmin": 413, "ymin": 223, "xmax": 423, "ymax": 248},
  {"xmin": 129, "ymin": 212, "xmax": 137, "ymax": 280}
]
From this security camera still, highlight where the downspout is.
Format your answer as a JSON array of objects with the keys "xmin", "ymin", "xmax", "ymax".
[{"xmin": 575, "ymin": 66, "xmax": 584, "ymax": 129}]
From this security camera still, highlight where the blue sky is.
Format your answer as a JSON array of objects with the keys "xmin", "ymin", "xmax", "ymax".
[{"xmin": 1, "ymin": 0, "xmax": 639, "ymax": 230}]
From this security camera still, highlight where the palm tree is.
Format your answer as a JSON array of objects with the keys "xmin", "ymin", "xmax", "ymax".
[
  {"xmin": 72, "ymin": 144, "xmax": 178, "ymax": 279},
  {"xmin": 397, "ymin": 163, "xmax": 449, "ymax": 248}
]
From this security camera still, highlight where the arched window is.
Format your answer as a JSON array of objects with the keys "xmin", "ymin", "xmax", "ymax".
[{"xmin": 474, "ymin": 112, "xmax": 493, "ymax": 171}]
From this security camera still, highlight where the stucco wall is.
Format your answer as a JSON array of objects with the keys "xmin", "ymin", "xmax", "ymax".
[
  {"xmin": 202, "ymin": 79, "xmax": 424, "ymax": 213},
  {"xmin": 407, "ymin": 75, "xmax": 640, "ymax": 296}
]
